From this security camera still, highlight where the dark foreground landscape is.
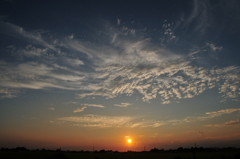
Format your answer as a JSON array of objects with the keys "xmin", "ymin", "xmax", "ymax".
[{"xmin": 1, "ymin": 147, "xmax": 240, "ymax": 159}]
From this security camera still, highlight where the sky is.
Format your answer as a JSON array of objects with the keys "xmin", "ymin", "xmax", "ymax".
[{"xmin": 0, "ymin": 0, "xmax": 240, "ymax": 151}]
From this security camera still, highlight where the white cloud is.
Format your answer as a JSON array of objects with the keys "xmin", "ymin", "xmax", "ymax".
[
  {"xmin": 57, "ymin": 114, "xmax": 133, "ymax": 127},
  {"xmin": 54, "ymin": 107, "xmax": 240, "ymax": 128},
  {"xmin": 0, "ymin": 87, "xmax": 17, "ymax": 99},
  {"xmin": 82, "ymin": 104, "xmax": 105, "ymax": 108},
  {"xmin": 66, "ymin": 58, "xmax": 84, "ymax": 67},
  {"xmin": 0, "ymin": 61, "xmax": 87, "ymax": 92},
  {"xmin": 56, "ymin": 114, "xmax": 166, "ymax": 128},
  {"xmin": 1, "ymin": 20, "xmax": 240, "ymax": 104},
  {"xmin": 205, "ymin": 119, "xmax": 240, "ymax": 127},
  {"xmin": 182, "ymin": 0, "xmax": 209, "ymax": 33},
  {"xmin": 73, "ymin": 104, "xmax": 105, "ymax": 113},
  {"xmin": 111, "ymin": 33, "xmax": 118, "ymax": 43},
  {"xmin": 68, "ymin": 34, "xmax": 74, "ymax": 39},
  {"xmin": 114, "ymin": 103, "xmax": 132, "ymax": 107},
  {"xmin": 73, "ymin": 106, "xmax": 87, "ymax": 113},
  {"xmin": 206, "ymin": 43, "xmax": 223, "ymax": 52},
  {"xmin": 117, "ymin": 19, "xmax": 121, "ymax": 25},
  {"xmin": 0, "ymin": 21, "xmax": 58, "ymax": 52},
  {"xmin": 161, "ymin": 108, "xmax": 240, "ymax": 126},
  {"xmin": 205, "ymin": 108, "xmax": 240, "ymax": 117},
  {"xmin": 224, "ymin": 119, "xmax": 240, "ymax": 125},
  {"xmin": 20, "ymin": 44, "xmax": 48, "ymax": 57}
]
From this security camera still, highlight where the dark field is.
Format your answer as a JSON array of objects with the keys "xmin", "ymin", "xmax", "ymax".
[{"xmin": 1, "ymin": 151, "xmax": 240, "ymax": 159}]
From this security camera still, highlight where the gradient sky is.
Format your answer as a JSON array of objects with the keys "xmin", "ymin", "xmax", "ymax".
[{"xmin": 1, "ymin": 0, "xmax": 240, "ymax": 151}]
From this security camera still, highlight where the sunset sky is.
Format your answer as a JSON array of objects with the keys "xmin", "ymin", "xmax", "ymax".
[{"xmin": 1, "ymin": 0, "xmax": 240, "ymax": 151}]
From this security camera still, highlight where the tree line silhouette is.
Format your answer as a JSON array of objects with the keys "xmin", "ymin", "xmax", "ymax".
[{"xmin": 1, "ymin": 146, "xmax": 239, "ymax": 153}]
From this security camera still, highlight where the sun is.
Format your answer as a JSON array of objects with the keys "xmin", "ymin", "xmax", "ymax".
[{"xmin": 127, "ymin": 139, "xmax": 132, "ymax": 144}]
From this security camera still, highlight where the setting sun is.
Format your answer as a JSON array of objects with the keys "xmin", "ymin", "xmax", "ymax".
[{"xmin": 127, "ymin": 139, "xmax": 132, "ymax": 144}]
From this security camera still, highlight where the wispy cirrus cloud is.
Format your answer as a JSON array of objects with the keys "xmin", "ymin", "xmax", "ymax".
[
  {"xmin": 57, "ymin": 114, "xmax": 133, "ymax": 128},
  {"xmin": 114, "ymin": 103, "xmax": 132, "ymax": 108},
  {"xmin": 54, "ymin": 108, "xmax": 240, "ymax": 128},
  {"xmin": 225, "ymin": 119, "xmax": 240, "ymax": 125},
  {"xmin": 205, "ymin": 108, "xmax": 240, "ymax": 118},
  {"xmin": 0, "ymin": 21, "xmax": 58, "ymax": 52},
  {"xmin": 72, "ymin": 104, "xmax": 105, "ymax": 113},
  {"xmin": 82, "ymin": 104, "xmax": 105, "ymax": 108},
  {"xmin": 73, "ymin": 106, "xmax": 87, "ymax": 113},
  {"xmin": 181, "ymin": 0, "xmax": 210, "ymax": 34},
  {"xmin": 206, "ymin": 43, "xmax": 223, "ymax": 52},
  {"xmin": 56, "ymin": 114, "xmax": 166, "ymax": 128},
  {"xmin": 157, "ymin": 108, "xmax": 240, "ymax": 126},
  {"xmin": 205, "ymin": 119, "xmax": 240, "ymax": 127},
  {"xmin": 0, "ymin": 19, "xmax": 240, "ymax": 103}
]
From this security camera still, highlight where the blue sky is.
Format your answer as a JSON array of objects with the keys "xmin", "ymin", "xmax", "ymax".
[{"xmin": 0, "ymin": 0, "xmax": 240, "ymax": 151}]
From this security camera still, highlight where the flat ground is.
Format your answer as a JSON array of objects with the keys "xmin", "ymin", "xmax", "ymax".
[{"xmin": 0, "ymin": 151, "xmax": 240, "ymax": 159}]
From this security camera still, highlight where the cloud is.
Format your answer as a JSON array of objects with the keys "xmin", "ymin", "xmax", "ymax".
[
  {"xmin": 206, "ymin": 108, "xmax": 240, "ymax": 118},
  {"xmin": 54, "ymin": 107, "xmax": 240, "ymax": 128},
  {"xmin": 117, "ymin": 19, "xmax": 121, "ymax": 25},
  {"xmin": 65, "ymin": 101, "xmax": 77, "ymax": 105},
  {"xmin": 73, "ymin": 106, "xmax": 87, "ymax": 113},
  {"xmin": 57, "ymin": 114, "xmax": 133, "ymax": 127},
  {"xmin": 0, "ymin": 61, "xmax": 86, "ymax": 93},
  {"xmin": 1, "ymin": 19, "xmax": 240, "ymax": 104},
  {"xmin": 72, "ymin": 104, "xmax": 105, "ymax": 113},
  {"xmin": 68, "ymin": 34, "xmax": 74, "ymax": 39},
  {"xmin": 82, "ymin": 104, "xmax": 105, "ymax": 108},
  {"xmin": 182, "ymin": 0, "xmax": 209, "ymax": 33},
  {"xmin": 224, "ymin": 119, "xmax": 240, "ymax": 125},
  {"xmin": 205, "ymin": 119, "xmax": 240, "ymax": 127},
  {"xmin": 66, "ymin": 58, "xmax": 84, "ymax": 67},
  {"xmin": 114, "ymin": 103, "xmax": 132, "ymax": 107},
  {"xmin": 111, "ymin": 33, "xmax": 118, "ymax": 43},
  {"xmin": 163, "ymin": 108, "xmax": 240, "ymax": 126},
  {"xmin": 56, "ymin": 114, "xmax": 166, "ymax": 128},
  {"xmin": 0, "ymin": 21, "xmax": 58, "ymax": 52},
  {"xmin": 206, "ymin": 43, "xmax": 223, "ymax": 52},
  {"xmin": 19, "ymin": 44, "xmax": 48, "ymax": 57},
  {"xmin": 127, "ymin": 120, "xmax": 165, "ymax": 128},
  {"xmin": 0, "ymin": 87, "xmax": 18, "ymax": 99},
  {"xmin": 48, "ymin": 108, "xmax": 55, "ymax": 110},
  {"xmin": 204, "ymin": 124, "xmax": 223, "ymax": 127}
]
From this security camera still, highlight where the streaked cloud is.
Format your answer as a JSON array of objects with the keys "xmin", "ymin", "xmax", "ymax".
[
  {"xmin": 48, "ymin": 108, "xmax": 55, "ymax": 111},
  {"xmin": 68, "ymin": 34, "xmax": 74, "ymax": 39},
  {"xmin": 206, "ymin": 108, "xmax": 240, "ymax": 118},
  {"xmin": 205, "ymin": 119, "xmax": 240, "ymax": 127},
  {"xmin": 56, "ymin": 114, "xmax": 166, "ymax": 128},
  {"xmin": 161, "ymin": 108, "xmax": 240, "ymax": 126},
  {"xmin": 182, "ymin": 0, "xmax": 209, "ymax": 33},
  {"xmin": 117, "ymin": 19, "xmax": 121, "ymax": 25},
  {"xmin": 66, "ymin": 58, "xmax": 84, "ymax": 67},
  {"xmin": 224, "ymin": 119, "xmax": 240, "ymax": 125},
  {"xmin": 0, "ymin": 19, "xmax": 240, "ymax": 104},
  {"xmin": 206, "ymin": 43, "xmax": 222, "ymax": 52},
  {"xmin": 57, "ymin": 114, "xmax": 133, "ymax": 127},
  {"xmin": 54, "ymin": 107, "xmax": 240, "ymax": 128},
  {"xmin": 114, "ymin": 103, "xmax": 132, "ymax": 108},
  {"xmin": 65, "ymin": 101, "xmax": 77, "ymax": 105},
  {"xmin": 0, "ymin": 21, "xmax": 58, "ymax": 52},
  {"xmin": 73, "ymin": 106, "xmax": 87, "ymax": 113},
  {"xmin": 82, "ymin": 104, "xmax": 105, "ymax": 108}
]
